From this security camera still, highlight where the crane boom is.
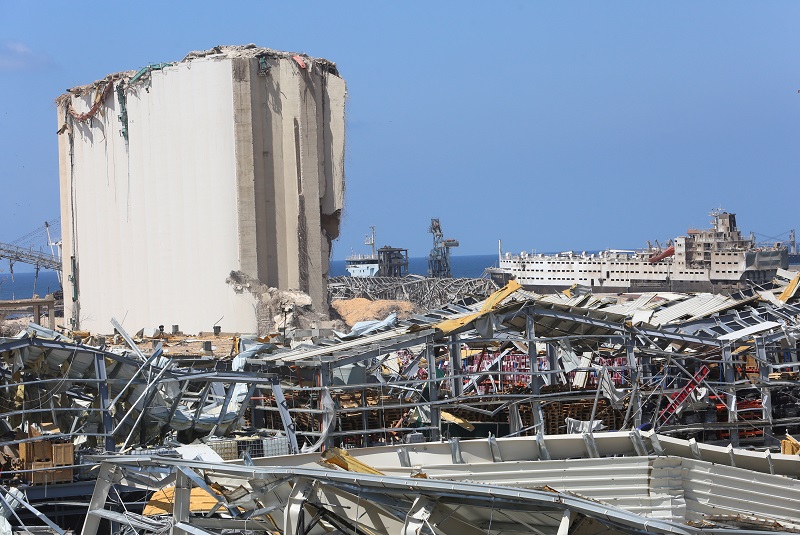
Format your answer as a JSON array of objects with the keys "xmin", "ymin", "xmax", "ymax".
[
  {"xmin": 0, "ymin": 242, "xmax": 62, "ymax": 271},
  {"xmin": 427, "ymin": 218, "xmax": 459, "ymax": 278}
]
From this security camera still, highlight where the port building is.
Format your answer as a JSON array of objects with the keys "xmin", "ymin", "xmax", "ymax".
[{"xmin": 56, "ymin": 45, "xmax": 346, "ymax": 334}]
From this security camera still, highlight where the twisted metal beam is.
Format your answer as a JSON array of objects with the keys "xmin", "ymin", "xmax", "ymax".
[{"xmin": 328, "ymin": 276, "xmax": 498, "ymax": 309}]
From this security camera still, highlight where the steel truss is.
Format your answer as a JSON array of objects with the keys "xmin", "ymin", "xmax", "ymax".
[{"xmin": 328, "ymin": 276, "xmax": 498, "ymax": 310}]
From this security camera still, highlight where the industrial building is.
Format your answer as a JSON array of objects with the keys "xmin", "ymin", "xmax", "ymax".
[{"xmin": 56, "ymin": 45, "xmax": 346, "ymax": 334}]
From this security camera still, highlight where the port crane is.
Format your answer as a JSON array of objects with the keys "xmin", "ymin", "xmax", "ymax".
[{"xmin": 427, "ymin": 218, "xmax": 459, "ymax": 278}]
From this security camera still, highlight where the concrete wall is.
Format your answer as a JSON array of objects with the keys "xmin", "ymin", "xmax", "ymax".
[{"xmin": 57, "ymin": 47, "xmax": 346, "ymax": 334}]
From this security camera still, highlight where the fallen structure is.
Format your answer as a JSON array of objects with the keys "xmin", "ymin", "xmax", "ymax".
[
  {"xmin": 2, "ymin": 268, "xmax": 800, "ymax": 532},
  {"xmin": 246, "ymin": 276, "xmax": 800, "ymax": 451},
  {"xmin": 83, "ymin": 431, "xmax": 800, "ymax": 534},
  {"xmin": 56, "ymin": 45, "xmax": 346, "ymax": 334},
  {"xmin": 0, "ymin": 320, "xmax": 279, "ymax": 530},
  {"xmin": 328, "ymin": 275, "xmax": 497, "ymax": 310}
]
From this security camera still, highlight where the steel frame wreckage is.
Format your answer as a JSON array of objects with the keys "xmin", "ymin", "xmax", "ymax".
[{"xmin": 1, "ymin": 271, "xmax": 800, "ymax": 533}]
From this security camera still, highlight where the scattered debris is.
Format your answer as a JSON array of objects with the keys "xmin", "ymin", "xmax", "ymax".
[{"xmin": 329, "ymin": 275, "xmax": 497, "ymax": 310}]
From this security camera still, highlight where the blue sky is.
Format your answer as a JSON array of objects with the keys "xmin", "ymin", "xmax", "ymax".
[{"xmin": 0, "ymin": 2, "xmax": 798, "ymax": 270}]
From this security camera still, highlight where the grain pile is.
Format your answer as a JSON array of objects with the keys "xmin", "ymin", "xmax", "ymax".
[{"xmin": 331, "ymin": 298, "xmax": 417, "ymax": 328}]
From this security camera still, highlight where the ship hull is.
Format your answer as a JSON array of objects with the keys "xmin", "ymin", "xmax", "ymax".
[
  {"xmin": 488, "ymin": 211, "xmax": 788, "ymax": 295},
  {"xmin": 489, "ymin": 266, "xmax": 780, "ymax": 294},
  {"xmin": 508, "ymin": 280, "xmax": 760, "ymax": 295}
]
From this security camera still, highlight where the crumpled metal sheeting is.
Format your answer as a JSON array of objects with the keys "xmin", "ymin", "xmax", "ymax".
[
  {"xmin": 601, "ymin": 292, "xmax": 691, "ymax": 317},
  {"xmin": 668, "ymin": 302, "xmax": 800, "ymax": 340},
  {"xmin": 0, "ymin": 334, "xmax": 141, "ymax": 399},
  {"xmin": 684, "ymin": 295, "xmax": 761, "ymax": 323},
  {"xmin": 254, "ymin": 326, "xmax": 424, "ymax": 365},
  {"xmin": 0, "ymin": 327, "xmax": 267, "ymax": 454},
  {"xmin": 537, "ymin": 292, "xmax": 605, "ymax": 309},
  {"xmin": 84, "ymin": 455, "xmax": 710, "ymax": 535},
  {"xmin": 649, "ymin": 294, "xmax": 738, "ymax": 326}
]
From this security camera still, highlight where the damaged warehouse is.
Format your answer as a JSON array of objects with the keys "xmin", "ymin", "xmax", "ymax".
[
  {"xmin": 1, "ymin": 271, "xmax": 800, "ymax": 532},
  {"xmin": 56, "ymin": 45, "xmax": 346, "ymax": 335}
]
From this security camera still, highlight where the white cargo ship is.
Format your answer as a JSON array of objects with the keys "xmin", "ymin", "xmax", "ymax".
[{"xmin": 487, "ymin": 210, "xmax": 788, "ymax": 293}]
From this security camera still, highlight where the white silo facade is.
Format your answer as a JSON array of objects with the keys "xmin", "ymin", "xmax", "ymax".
[{"xmin": 57, "ymin": 46, "xmax": 346, "ymax": 334}]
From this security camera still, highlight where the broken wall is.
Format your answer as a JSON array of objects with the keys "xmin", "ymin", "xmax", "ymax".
[{"xmin": 57, "ymin": 46, "xmax": 346, "ymax": 334}]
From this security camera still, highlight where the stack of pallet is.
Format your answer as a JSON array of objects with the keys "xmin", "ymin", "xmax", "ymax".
[
  {"xmin": 769, "ymin": 371, "xmax": 800, "ymax": 381},
  {"xmin": 713, "ymin": 395, "xmax": 764, "ymax": 441},
  {"xmin": 20, "ymin": 433, "xmax": 74, "ymax": 485},
  {"xmin": 541, "ymin": 400, "xmax": 623, "ymax": 435},
  {"xmin": 543, "ymin": 402, "xmax": 564, "ymax": 435},
  {"xmin": 51, "ymin": 442, "xmax": 74, "ymax": 484}
]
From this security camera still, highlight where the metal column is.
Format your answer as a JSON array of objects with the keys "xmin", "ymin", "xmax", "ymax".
[
  {"xmin": 361, "ymin": 389, "xmax": 370, "ymax": 447},
  {"xmin": 722, "ymin": 344, "xmax": 739, "ymax": 447},
  {"xmin": 527, "ymin": 315, "xmax": 543, "ymax": 432},
  {"xmin": 81, "ymin": 463, "xmax": 116, "ymax": 535},
  {"xmin": 172, "ymin": 467, "xmax": 191, "ymax": 535},
  {"xmin": 450, "ymin": 334, "xmax": 463, "ymax": 398},
  {"xmin": 93, "ymin": 353, "xmax": 115, "ymax": 452},
  {"xmin": 546, "ymin": 342, "xmax": 558, "ymax": 386},
  {"xmin": 320, "ymin": 361, "xmax": 334, "ymax": 450},
  {"xmin": 755, "ymin": 337, "xmax": 776, "ymax": 446},
  {"xmin": 427, "ymin": 339, "xmax": 440, "ymax": 441},
  {"xmin": 625, "ymin": 337, "xmax": 641, "ymax": 428}
]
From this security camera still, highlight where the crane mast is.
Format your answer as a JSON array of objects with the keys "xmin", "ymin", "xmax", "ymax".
[{"xmin": 427, "ymin": 218, "xmax": 459, "ymax": 278}]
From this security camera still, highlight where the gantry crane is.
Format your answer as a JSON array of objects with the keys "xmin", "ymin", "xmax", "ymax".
[{"xmin": 427, "ymin": 218, "xmax": 459, "ymax": 278}]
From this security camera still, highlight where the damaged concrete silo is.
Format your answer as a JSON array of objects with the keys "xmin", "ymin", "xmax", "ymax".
[{"xmin": 56, "ymin": 45, "xmax": 346, "ymax": 334}]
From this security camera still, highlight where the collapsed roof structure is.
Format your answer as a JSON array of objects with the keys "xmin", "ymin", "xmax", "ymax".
[
  {"xmin": 250, "ymin": 273, "xmax": 800, "ymax": 452},
  {"xmin": 1, "ymin": 267, "xmax": 800, "ymax": 532},
  {"xmin": 82, "ymin": 430, "xmax": 800, "ymax": 534}
]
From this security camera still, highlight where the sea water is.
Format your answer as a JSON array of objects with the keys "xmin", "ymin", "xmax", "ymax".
[
  {"xmin": 0, "ymin": 271, "xmax": 62, "ymax": 300},
  {"xmin": 0, "ymin": 255, "xmax": 498, "ymax": 300}
]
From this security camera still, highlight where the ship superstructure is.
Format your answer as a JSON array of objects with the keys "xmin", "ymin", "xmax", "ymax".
[
  {"xmin": 345, "ymin": 227, "xmax": 409, "ymax": 278},
  {"xmin": 345, "ymin": 227, "xmax": 380, "ymax": 277},
  {"xmin": 488, "ymin": 210, "xmax": 788, "ymax": 293}
]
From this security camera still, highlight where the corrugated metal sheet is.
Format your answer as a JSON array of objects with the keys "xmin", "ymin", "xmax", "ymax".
[
  {"xmin": 601, "ymin": 293, "xmax": 662, "ymax": 315},
  {"xmin": 681, "ymin": 460, "xmax": 800, "ymax": 527},
  {"xmin": 258, "ymin": 327, "xmax": 434, "ymax": 364},
  {"xmin": 371, "ymin": 455, "xmax": 800, "ymax": 525},
  {"xmin": 399, "ymin": 456, "xmax": 674, "ymax": 518},
  {"xmin": 717, "ymin": 321, "xmax": 781, "ymax": 341},
  {"xmin": 650, "ymin": 294, "xmax": 733, "ymax": 325},
  {"xmin": 535, "ymin": 293, "xmax": 603, "ymax": 309}
]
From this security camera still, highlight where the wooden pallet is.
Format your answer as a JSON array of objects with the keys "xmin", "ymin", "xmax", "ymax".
[{"xmin": 769, "ymin": 371, "xmax": 799, "ymax": 381}]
